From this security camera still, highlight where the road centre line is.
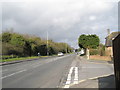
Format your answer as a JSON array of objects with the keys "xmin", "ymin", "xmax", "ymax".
[{"xmin": 1, "ymin": 69, "xmax": 27, "ymax": 79}]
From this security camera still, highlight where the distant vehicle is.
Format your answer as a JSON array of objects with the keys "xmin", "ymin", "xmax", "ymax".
[
  {"xmin": 80, "ymin": 49, "xmax": 84, "ymax": 55},
  {"xmin": 58, "ymin": 52, "xmax": 64, "ymax": 56}
]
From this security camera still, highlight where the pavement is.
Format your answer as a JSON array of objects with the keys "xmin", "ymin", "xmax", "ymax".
[
  {"xmin": 1, "ymin": 54, "xmax": 115, "ymax": 88},
  {"xmin": 70, "ymin": 74, "xmax": 115, "ymax": 88},
  {"xmin": 65, "ymin": 55, "xmax": 115, "ymax": 88}
]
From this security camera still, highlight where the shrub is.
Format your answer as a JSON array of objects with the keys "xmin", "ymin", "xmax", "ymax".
[
  {"xmin": 2, "ymin": 42, "xmax": 24, "ymax": 56},
  {"xmin": 90, "ymin": 49, "xmax": 99, "ymax": 55}
]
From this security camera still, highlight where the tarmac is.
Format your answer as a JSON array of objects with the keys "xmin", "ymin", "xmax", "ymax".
[{"xmin": 70, "ymin": 56, "xmax": 116, "ymax": 89}]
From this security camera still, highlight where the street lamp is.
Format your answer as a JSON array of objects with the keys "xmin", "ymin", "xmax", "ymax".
[
  {"xmin": 47, "ymin": 31, "xmax": 49, "ymax": 56},
  {"xmin": 66, "ymin": 43, "xmax": 67, "ymax": 54}
]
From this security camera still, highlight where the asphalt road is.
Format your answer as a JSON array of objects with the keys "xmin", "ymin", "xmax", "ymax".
[
  {"xmin": 2, "ymin": 54, "xmax": 74, "ymax": 88},
  {"xmin": 1, "ymin": 54, "xmax": 114, "ymax": 88}
]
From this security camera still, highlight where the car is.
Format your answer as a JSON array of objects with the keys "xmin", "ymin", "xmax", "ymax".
[{"xmin": 58, "ymin": 52, "xmax": 64, "ymax": 56}]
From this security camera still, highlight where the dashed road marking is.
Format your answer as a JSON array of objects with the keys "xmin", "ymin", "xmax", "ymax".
[
  {"xmin": 73, "ymin": 67, "xmax": 78, "ymax": 84},
  {"xmin": 1, "ymin": 69, "xmax": 27, "ymax": 79}
]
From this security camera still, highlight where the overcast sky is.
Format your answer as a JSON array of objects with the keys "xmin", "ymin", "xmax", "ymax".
[{"xmin": 1, "ymin": 0, "xmax": 119, "ymax": 48}]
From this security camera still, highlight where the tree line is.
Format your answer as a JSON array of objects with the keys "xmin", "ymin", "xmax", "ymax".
[{"xmin": 1, "ymin": 31, "xmax": 73, "ymax": 57}]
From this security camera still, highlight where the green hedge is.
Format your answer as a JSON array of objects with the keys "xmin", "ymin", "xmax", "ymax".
[
  {"xmin": 90, "ymin": 49, "xmax": 105, "ymax": 56},
  {"xmin": 90, "ymin": 49, "xmax": 99, "ymax": 55},
  {"xmin": 1, "ymin": 55, "xmax": 18, "ymax": 59}
]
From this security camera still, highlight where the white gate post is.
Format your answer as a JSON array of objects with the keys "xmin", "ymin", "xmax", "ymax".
[{"xmin": 86, "ymin": 48, "xmax": 89, "ymax": 60}]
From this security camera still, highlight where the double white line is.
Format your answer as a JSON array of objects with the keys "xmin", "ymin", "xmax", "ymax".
[
  {"xmin": 74, "ymin": 67, "xmax": 78, "ymax": 84},
  {"xmin": 64, "ymin": 67, "xmax": 78, "ymax": 88}
]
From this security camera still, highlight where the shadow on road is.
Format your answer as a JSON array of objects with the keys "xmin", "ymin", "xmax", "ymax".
[{"xmin": 98, "ymin": 74, "xmax": 115, "ymax": 89}]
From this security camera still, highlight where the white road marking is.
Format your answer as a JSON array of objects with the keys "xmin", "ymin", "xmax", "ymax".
[
  {"xmin": 64, "ymin": 66, "xmax": 79, "ymax": 88},
  {"xmin": 69, "ymin": 67, "xmax": 74, "ymax": 74},
  {"xmin": 73, "ymin": 67, "xmax": 78, "ymax": 84},
  {"xmin": 68, "ymin": 73, "xmax": 114, "ymax": 88},
  {"xmin": 66, "ymin": 80, "xmax": 71, "ymax": 85},
  {"xmin": 33, "ymin": 64, "xmax": 42, "ymax": 68},
  {"xmin": 78, "ymin": 79, "xmax": 86, "ymax": 83},
  {"xmin": 64, "ymin": 67, "xmax": 74, "ymax": 88},
  {"xmin": 64, "ymin": 85, "xmax": 70, "ymax": 88},
  {"xmin": 1, "ymin": 69, "xmax": 27, "ymax": 79},
  {"xmin": 88, "ymin": 73, "xmax": 114, "ymax": 80}
]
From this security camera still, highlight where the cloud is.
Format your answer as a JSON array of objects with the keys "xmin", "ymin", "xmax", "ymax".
[
  {"xmin": 1, "ymin": 0, "xmax": 118, "ymax": 48},
  {"xmin": 89, "ymin": 16, "xmax": 96, "ymax": 21}
]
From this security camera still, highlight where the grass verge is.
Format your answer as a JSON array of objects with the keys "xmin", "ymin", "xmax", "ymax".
[{"xmin": 0, "ymin": 56, "xmax": 48, "ymax": 62}]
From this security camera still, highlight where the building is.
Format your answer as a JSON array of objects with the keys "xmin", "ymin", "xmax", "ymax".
[{"xmin": 105, "ymin": 31, "xmax": 120, "ymax": 57}]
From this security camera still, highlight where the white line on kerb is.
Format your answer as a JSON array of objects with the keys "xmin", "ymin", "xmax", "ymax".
[{"xmin": 1, "ymin": 69, "xmax": 27, "ymax": 79}]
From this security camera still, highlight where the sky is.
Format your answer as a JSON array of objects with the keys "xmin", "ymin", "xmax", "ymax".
[{"xmin": 1, "ymin": 0, "xmax": 119, "ymax": 48}]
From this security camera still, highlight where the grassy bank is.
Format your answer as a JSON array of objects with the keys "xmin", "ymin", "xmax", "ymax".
[{"xmin": 0, "ymin": 56, "xmax": 48, "ymax": 62}]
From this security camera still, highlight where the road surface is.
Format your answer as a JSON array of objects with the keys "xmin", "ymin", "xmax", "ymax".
[{"xmin": 1, "ymin": 54, "xmax": 114, "ymax": 88}]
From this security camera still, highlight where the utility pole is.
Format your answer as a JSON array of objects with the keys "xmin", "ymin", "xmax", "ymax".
[
  {"xmin": 66, "ymin": 43, "xmax": 67, "ymax": 54},
  {"xmin": 47, "ymin": 31, "xmax": 49, "ymax": 56}
]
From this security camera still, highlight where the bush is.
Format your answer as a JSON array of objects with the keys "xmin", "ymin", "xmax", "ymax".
[
  {"xmin": 90, "ymin": 49, "xmax": 105, "ymax": 56},
  {"xmin": 90, "ymin": 43, "xmax": 105, "ymax": 56},
  {"xmin": 90, "ymin": 49, "xmax": 99, "ymax": 55},
  {"xmin": 2, "ymin": 42, "xmax": 24, "ymax": 56},
  {"xmin": 2, "ymin": 32, "xmax": 12, "ymax": 42},
  {"xmin": 1, "ymin": 31, "xmax": 74, "ymax": 57},
  {"xmin": 99, "ymin": 44, "xmax": 105, "ymax": 56},
  {"xmin": 99, "ymin": 49, "xmax": 105, "ymax": 56},
  {"xmin": 2, "ymin": 55, "xmax": 17, "ymax": 59}
]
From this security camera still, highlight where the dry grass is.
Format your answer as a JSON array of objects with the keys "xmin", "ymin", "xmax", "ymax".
[{"xmin": 90, "ymin": 55, "xmax": 112, "ymax": 61}]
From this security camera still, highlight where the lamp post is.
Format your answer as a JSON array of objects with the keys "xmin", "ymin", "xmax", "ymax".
[
  {"xmin": 66, "ymin": 43, "xmax": 67, "ymax": 54},
  {"xmin": 65, "ymin": 40, "xmax": 67, "ymax": 54},
  {"xmin": 47, "ymin": 31, "xmax": 49, "ymax": 56}
]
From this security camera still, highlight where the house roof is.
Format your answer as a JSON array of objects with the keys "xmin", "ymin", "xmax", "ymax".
[{"xmin": 105, "ymin": 32, "xmax": 120, "ymax": 47}]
